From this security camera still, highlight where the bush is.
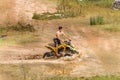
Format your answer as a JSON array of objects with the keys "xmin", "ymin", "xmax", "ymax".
[
  {"xmin": 9, "ymin": 22, "xmax": 36, "ymax": 32},
  {"xmin": 32, "ymin": 12, "xmax": 63, "ymax": 20},
  {"xmin": 32, "ymin": 13, "xmax": 41, "ymax": 20},
  {"xmin": 90, "ymin": 16, "xmax": 104, "ymax": 25},
  {"xmin": 0, "ymin": 25, "xmax": 9, "ymax": 33},
  {"xmin": 90, "ymin": 17, "xmax": 96, "ymax": 25}
]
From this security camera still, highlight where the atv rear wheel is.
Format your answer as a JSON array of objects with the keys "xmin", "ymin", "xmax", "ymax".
[{"xmin": 43, "ymin": 52, "xmax": 55, "ymax": 58}]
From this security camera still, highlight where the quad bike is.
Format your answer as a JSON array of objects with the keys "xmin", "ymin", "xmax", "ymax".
[
  {"xmin": 112, "ymin": 1, "xmax": 120, "ymax": 10},
  {"xmin": 43, "ymin": 40, "xmax": 79, "ymax": 58}
]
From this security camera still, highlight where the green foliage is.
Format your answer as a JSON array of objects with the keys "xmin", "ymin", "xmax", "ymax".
[
  {"xmin": 0, "ymin": 23, "xmax": 36, "ymax": 34},
  {"xmin": 90, "ymin": 16, "xmax": 104, "ymax": 25},
  {"xmin": 90, "ymin": 17, "xmax": 96, "ymax": 25},
  {"xmin": 32, "ymin": 12, "xmax": 63, "ymax": 20},
  {"xmin": 33, "ymin": 0, "xmax": 82, "ymax": 20},
  {"xmin": 94, "ymin": 0, "xmax": 114, "ymax": 8},
  {"xmin": 83, "ymin": 0, "xmax": 114, "ymax": 8},
  {"xmin": 32, "ymin": 13, "xmax": 41, "ymax": 20},
  {"xmin": 57, "ymin": 0, "xmax": 82, "ymax": 17},
  {"xmin": 0, "ymin": 25, "xmax": 3, "ymax": 33},
  {"xmin": 0, "ymin": 25, "xmax": 9, "ymax": 33},
  {"xmin": 9, "ymin": 22, "xmax": 36, "ymax": 32},
  {"xmin": 32, "ymin": 0, "xmax": 114, "ymax": 20}
]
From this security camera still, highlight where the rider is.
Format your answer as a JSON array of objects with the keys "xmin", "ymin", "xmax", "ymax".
[
  {"xmin": 112, "ymin": 0, "xmax": 120, "ymax": 8},
  {"xmin": 115, "ymin": 0, "xmax": 120, "ymax": 2},
  {"xmin": 53, "ymin": 26, "xmax": 70, "ymax": 47}
]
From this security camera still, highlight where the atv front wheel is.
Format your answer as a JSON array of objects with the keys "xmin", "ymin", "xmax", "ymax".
[{"xmin": 64, "ymin": 53, "xmax": 72, "ymax": 57}]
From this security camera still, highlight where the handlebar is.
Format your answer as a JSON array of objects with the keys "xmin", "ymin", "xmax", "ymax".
[{"xmin": 64, "ymin": 39, "xmax": 71, "ymax": 45}]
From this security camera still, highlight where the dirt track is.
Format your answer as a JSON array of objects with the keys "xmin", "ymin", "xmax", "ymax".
[
  {"xmin": 0, "ymin": 0, "xmax": 120, "ymax": 78},
  {"xmin": 0, "ymin": 27, "xmax": 120, "ymax": 77}
]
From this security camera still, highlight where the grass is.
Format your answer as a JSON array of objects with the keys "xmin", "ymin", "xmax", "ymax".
[
  {"xmin": 91, "ymin": 20, "xmax": 120, "ymax": 32},
  {"xmin": 0, "ymin": 64, "xmax": 120, "ymax": 80},
  {"xmin": 32, "ymin": 0, "xmax": 120, "ymax": 32},
  {"xmin": 44, "ymin": 76, "xmax": 120, "ymax": 80},
  {"xmin": 33, "ymin": 0, "xmax": 82, "ymax": 20},
  {"xmin": 0, "ymin": 22, "xmax": 36, "ymax": 34},
  {"xmin": 0, "ymin": 32, "xmax": 39, "ymax": 46},
  {"xmin": 0, "ymin": 22, "xmax": 37, "ymax": 45},
  {"xmin": 32, "ymin": 12, "xmax": 63, "ymax": 20},
  {"xmin": 84, "ymin": 0, "xmax": 114, "ymax": 8}
]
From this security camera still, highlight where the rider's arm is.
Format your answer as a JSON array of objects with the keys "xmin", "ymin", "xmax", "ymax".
[{"xmin": 63, "ymin": 32, "xmax": 71, "ymax": 40}]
